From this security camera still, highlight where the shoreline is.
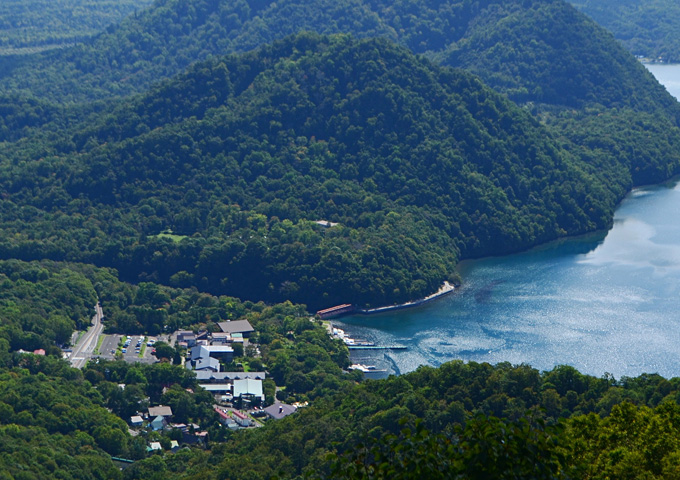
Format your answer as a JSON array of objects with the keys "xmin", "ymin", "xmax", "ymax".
[
  {"xmin": 355, "ymin": 281, "xmax": 456, "ymax": 316},
  {"xmin": 316, "ymin": 281, "xmax": 456, "ymax": 320}
]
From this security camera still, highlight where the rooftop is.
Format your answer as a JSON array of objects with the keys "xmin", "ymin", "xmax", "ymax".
[
  {"xmin": 148, "ymin": 405, "xmax": 173, "ymax": 417},
  {"xmin": 217, "ymin": 319, "xmax": 254, "ymax": 335}
]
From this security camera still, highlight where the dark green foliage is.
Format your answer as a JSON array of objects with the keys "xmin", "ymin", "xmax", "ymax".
[
  {"xmin": 0, "ymin": 0, "xmax": 672, "ymax": 112},
  {"xmin": 0, "ymin": 259, "xmax": 100, "ymax": 353},
  {"xmin": 0, "ymin": 34, "xmax": 641, "ymax": 310},
  {"xmin": 329, "ymin": 416, "xmax": 563, "ymax": 479},
  {"xmin": 0, "ymin": 0, "xmax": 154, "ymax": 55},
  {"xmin": 570, "ymin": 0, "xmax": 680, "ymax": 63},
  {"xmin": 0, "ymin": 358, "xmax": 127, "ymax": 478}
]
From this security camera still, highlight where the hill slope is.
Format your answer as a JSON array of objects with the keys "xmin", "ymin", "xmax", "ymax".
[
  {"xmin": 569, "ymin": 0, "xmax": 680, "ymax": 63},
  {"xmin": 0, "ymin": 0, "xmax": 673, "ymax": 114},
  {"xmin": 0, "ymin": 0, "xmax": 154, "ymax": 56},
  {"xmin": 0, "ymin": 34, "xmax": 623, "ymax": 309},
  {"xmin": 2, "ymin": 0, "xmax": 678, "ymax": 190}
]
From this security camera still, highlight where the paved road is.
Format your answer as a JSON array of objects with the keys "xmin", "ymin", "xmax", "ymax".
[{"xmin": 70, "ymin": 303, "xmax": 104, "ymax": 369}]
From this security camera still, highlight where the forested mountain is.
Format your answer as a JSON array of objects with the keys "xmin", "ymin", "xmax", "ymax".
[
  {"xmin": 0, "ymin": 0, "xmax": 672, "ymax": 112},
  {"xmin": 0, "ymin": 1, "xmax": 678, "ymax": 310},
  {"xmin": 0, "ymin": 0, "xmax": 153, "ymax": 56},
  {"xmin": 3, "ymin": 2, "xmax": 680, "ymax": 478},
  {"xmin": 0, "ymin": 33, "xmax": 627, "ymax": 309},
  {"xmin": 570, "ymin": 0, "xmax": 680, "ymax": 63},
  {"xmin": 1, "ymin": 0, "xmax": 678, "ymax": 198}
]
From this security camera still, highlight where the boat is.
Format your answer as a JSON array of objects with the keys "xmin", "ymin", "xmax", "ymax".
[{"xmin": 349, "ymin": 363, "xmax": 388, "ymax": 378}]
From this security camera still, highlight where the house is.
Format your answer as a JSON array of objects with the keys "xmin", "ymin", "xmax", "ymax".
[
  {"xmin": 187, "ymin": 346, "xmax": 231, "ymax": 371},
  {"xmin": 210, "ymin": 332, "xmax": 231, "ymax": 344},
  {"xmin": 263, "ymin": 403, "xmax": 297, "ymax": 420},
  {"xmin": 150, "ymin": 415, "xmax": 166, "ymax": 431},
  {"xmin": 204, "ymin": 345, "xmax": 234, "ymax": 360},
  {"xmin": 130, "ymin": 415, "xmax": 144, "ymax": 427},
  {"xmin": 214, "ymin": 406, "xmax": 231, "ymax": 425},
  {"xmin": 217, "ymin": 320, "xmax": 254, "ymax": 338},
  {"xmin": 182, "ymin": 430, "xmax": 208, "ymax": 446},
  {"xmin": 188, "ymin": 345, "xmax": 234, "ymax": 370},
  {"xmin": 147, "ymin": 442, "xmax": 162, "ymax": 452},
  {"xmin": 232, "ymin": 378, "xmax": 264, "ymax": 406},
  {"xmin": 176, "ymin": 330, "xmax": 197, "ymax": 347},
  {"xmin": 192, "ymin": 356, "xmax": 221, "ymax": 372},
  {"xmin": 148, "ymin": 405, "xmax": 173, "ymax": 418},
  {"xmin": 232, "ymin": 410, "xmax": 251, "ymax": 427}
]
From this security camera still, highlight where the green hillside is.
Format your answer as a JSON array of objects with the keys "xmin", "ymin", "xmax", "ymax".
[
  {"xmin": 0, "ymin": 0, "xmax": 673, "ymax": 113},
  {"xmin": 2, "ymin": 0, "xmax": 678, "ymax": 190},
  {"xmin": 0, "ymin": 33, "xmax": 631, "ymax": 310},
  {"xmin": 0, "ymin": 0, "xmax": 153, "ymax": 56},
  {"xmin": 570, "ymin": 0, "xmax": 680, "ymax": 63}
]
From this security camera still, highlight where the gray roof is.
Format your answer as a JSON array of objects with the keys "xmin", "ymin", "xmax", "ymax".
[
  {"xmin": 194, "ymin": 371, "xmax": 266, "ymax": 382},
  {"xmin": 264, "ymin": 403, "xmax": 297, "ymax": 420},
  {"xmin": 217, "ymin": 320, "xmax": 254, "ymax": 335},
  {"xmin": 233, "ymin": 379, "xmax": 263, "ymax": 398},
  {"xmin": 148, "ymin": 405, "xmax": 173, "ymax": 417},
  {"xmin": 206, "ymin": 345, "xmax": 234, "ymax": 354},
  {"xmin": 190, "ymin": 345, "xmax": 233, "ymax": 361},
  {"xmin": 190, "ymin": 345, "xmax": 210, "ymax": 360},
  {"xmin": 194, "ymin": 356, "xmax": 220, "ymax": 371},
  {"xmin": 199, "ymin": 384, "xmax": 232, "ymax": 392}
]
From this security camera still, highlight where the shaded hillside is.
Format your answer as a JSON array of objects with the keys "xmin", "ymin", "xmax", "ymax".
[
  {"xmin": 2, "ymin": 0, "xmax": 679, "ymax": 193},
  {"xmin": 0, "ymin": 0, "xmax": 154, "ymax": 55},
  {"xmin": 570, "ymin": 0, "xmax": 680, "ymax": 63},
  {"xmin": 0, "ymin": 0, "xmax": 674, "ymax": 114},
  {"xmin": 0, "ymin": 34, "xmax": 622, "ymax": 309}
]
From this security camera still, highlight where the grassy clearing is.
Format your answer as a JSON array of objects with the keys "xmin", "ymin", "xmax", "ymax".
[
  {"xmin": 152, "ymin": 229, "xmax": 188, "ymax": 243},
  {"xmin": 139, "ymin": 336, "xmax": 147, "ymax": 357},
  {"xmin": 94, "ymin": 334, "xmax": 105, "ymax": 355}
]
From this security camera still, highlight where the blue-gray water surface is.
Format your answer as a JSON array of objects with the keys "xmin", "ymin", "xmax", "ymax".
[{"xmin": 337, "ymin": 64, "xmax": 680, "ymax": 379}]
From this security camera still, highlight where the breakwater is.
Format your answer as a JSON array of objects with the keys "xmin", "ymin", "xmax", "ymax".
[{"xmin": 356, "ymin": 281, "xmax": 455, "ymax": 316}]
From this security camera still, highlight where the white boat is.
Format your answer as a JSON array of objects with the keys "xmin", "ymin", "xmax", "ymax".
[{"xmin": 349, "ymin": 364, "xmax": 388, "ymax": 377}]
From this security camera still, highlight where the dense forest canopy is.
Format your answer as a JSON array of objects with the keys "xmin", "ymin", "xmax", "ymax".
[
  {"xmin": 0, "ymin": 33, "xmax": 647, "ymax": 309},
  {"xmin": 0, "ymin": 0, "xmax": 154, "ymax": 55},
  {"xmin": 569, "ymin": 0, "xmax": 680, "ymax": 63},
  {"xmin": 1, "ymin": 0, "xmax": 680, "ymax": 477},
  {"xmin": 0, "ymin": 0, "xmax": 674, "ymax": 112}
]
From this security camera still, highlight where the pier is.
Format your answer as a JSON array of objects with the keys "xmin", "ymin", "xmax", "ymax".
[
  {"xmin": 347, "ymin": 345, "xmax": 407, "ymax": 350},
  {"xmin": 357, "ymin": 281, "xmax": 455, "ymax": 315}
]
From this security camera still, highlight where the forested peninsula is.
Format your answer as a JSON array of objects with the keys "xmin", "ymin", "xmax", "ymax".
[
  {"xmin": 0, "ymin": 33, "xmax": 635, "ymax": 309},
  {"xmin": 2, "ymin": 0, "xmax": 680, "ymax": 478},
  {"xmin": 1, "ymin": 0, "xmax": 680, "ymax": 309}
]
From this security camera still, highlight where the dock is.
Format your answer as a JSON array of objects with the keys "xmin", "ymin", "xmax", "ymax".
[
  {"xmin": 347, "ymin": 345, "xmax": 407, "ymax": 350},
  {"xmin": 357, "ymin": 281, "xmax": 455, "ymax": 316}
]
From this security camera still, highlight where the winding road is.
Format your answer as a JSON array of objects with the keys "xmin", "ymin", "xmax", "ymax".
[{"xmin": 70, "ymin": 303, "xmax": 104, "ymax": 369}]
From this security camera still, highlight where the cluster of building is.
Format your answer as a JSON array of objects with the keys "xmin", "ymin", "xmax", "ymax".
[
  {"xmin": 130, "ymin": 404, "xmax": 209, "ymax": 450},
  {"xmin": 126, "ymin": 319, "xmax": 300, "ymax": 453},
  {"xmin": 180, "ymin": 320, "xmax": 268, "ymax": 407}
]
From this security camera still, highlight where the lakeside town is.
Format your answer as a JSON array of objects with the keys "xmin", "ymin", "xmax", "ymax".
[{"xmin": 56, "ymin": 308, "xmax": 308, "ymax": 456}]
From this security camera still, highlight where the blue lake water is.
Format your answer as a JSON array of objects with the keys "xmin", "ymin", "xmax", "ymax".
[{"xmin": 337, "ymin": 64, "xmax": 680, "ymax": 379}]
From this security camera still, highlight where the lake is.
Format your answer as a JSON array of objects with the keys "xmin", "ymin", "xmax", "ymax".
[{"xmin": 337, "ymin": 64, "xmax": 680, "ymax": 380}]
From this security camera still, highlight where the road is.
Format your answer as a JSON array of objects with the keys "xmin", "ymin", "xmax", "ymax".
[{"xmin": 70, "ymin": 303, "xmax": 104, "ymax": 369}]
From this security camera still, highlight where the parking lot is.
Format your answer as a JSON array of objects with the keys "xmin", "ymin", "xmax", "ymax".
[{"xmin": 95, "ymin": 334, "xmax": 160, "ymax": 364}]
